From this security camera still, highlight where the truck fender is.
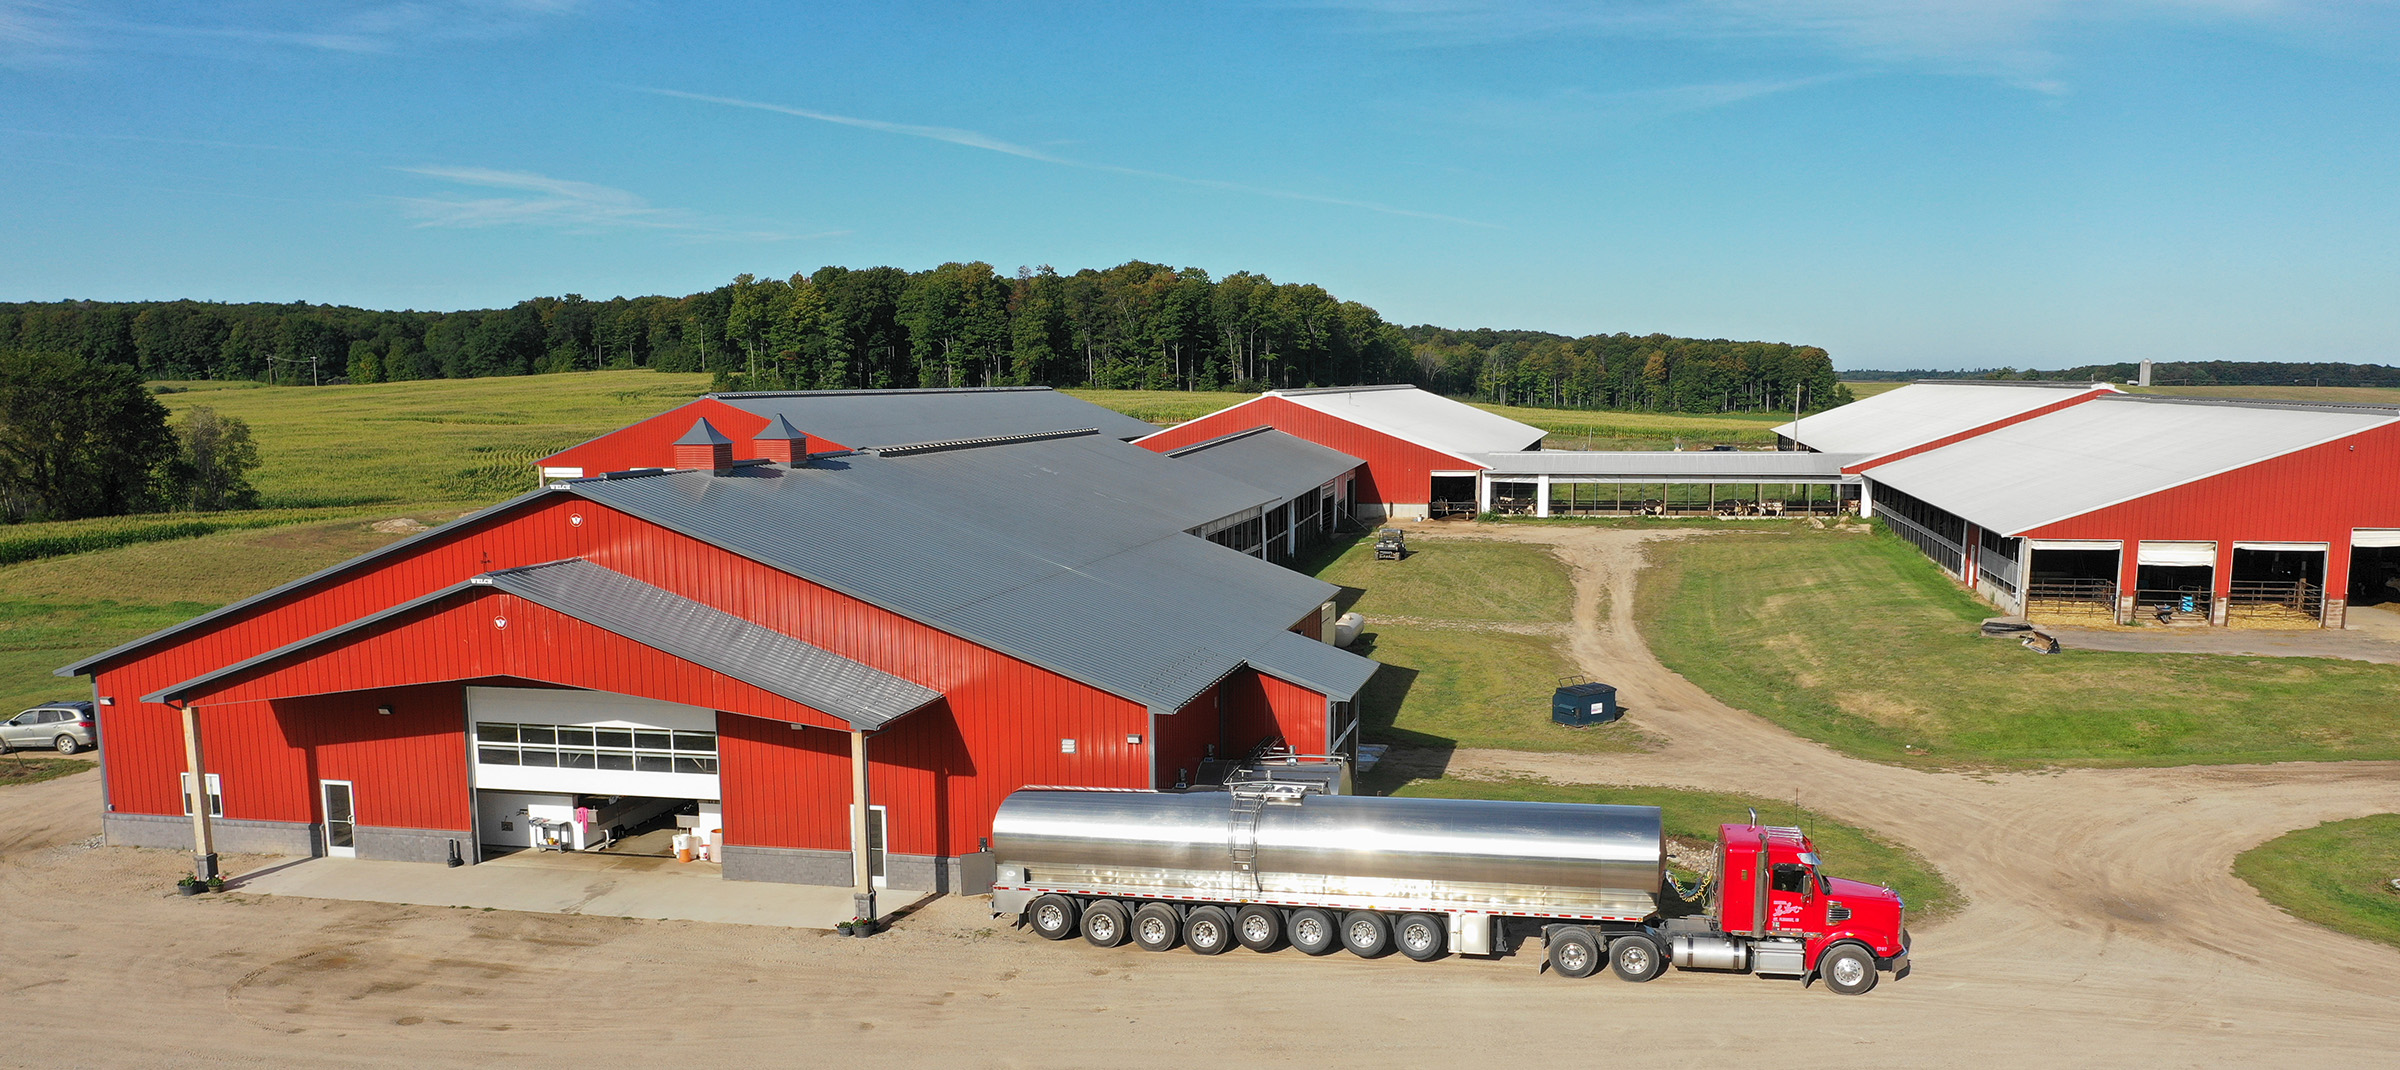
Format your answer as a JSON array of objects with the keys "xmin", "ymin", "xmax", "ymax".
[{"xmin": 1804, "ymin": 938, "xmax": 1879, "ymax": 984}]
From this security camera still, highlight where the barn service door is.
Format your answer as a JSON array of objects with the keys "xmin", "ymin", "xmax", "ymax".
[{"xmin": 321, "ymin": 780, "xmax": 356, "ymax": 858}]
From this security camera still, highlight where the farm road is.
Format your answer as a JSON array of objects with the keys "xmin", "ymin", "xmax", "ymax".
[{"xmin": 1391, "ymin": 523, "xmax": 2400, "ymax": 1063}]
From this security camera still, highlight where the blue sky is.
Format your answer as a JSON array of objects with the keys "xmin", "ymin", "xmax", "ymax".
[{"xmin": 3, "ymin": 1, "xmax": 2394, "ymax": 370}]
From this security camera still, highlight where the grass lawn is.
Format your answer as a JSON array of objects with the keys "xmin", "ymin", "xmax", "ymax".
[
  {"xmin": 2234, "ymin": 814, "xmax": 2400, "ymax": 948},
  {"xmin": 1060, "ymin": 388, "xmax": 1247, "ymax": 425},
  {"xmin": 1314, "ymin": 534, "xmax": 1572, "ymax": 621},
  {"xmin": 0, "ymin": 754, "xmax": 97, "ymax": 787},
  {"xmin": 1467, "ymin": 401, "xmax": 1789, "ymax": 451},
  {"xmin": 1383, "ymin": 776, "xmax": 1960, "ymax": 922},
  {"xmin": 149, "ymin": 370, "xmax": 713, "ymax": 508},
  {"xmin": 1840, "ymin": 380, "xmax": 1908, "ymax": 398},
  {"xmin": 1639, "ymin": 527, "xmax": 2400, "ymax": 768},
  {"xmin": 1348, "ymin": 625, "xmax": 1641, "ymax": 754}
]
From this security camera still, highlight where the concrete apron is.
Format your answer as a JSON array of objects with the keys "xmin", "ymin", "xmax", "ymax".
[{"xmin": 230, "ymin": 849, "xmax": 905, "ymax": 929}]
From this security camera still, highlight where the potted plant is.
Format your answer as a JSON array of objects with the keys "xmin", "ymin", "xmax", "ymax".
[
  {"xmin": 206, "ymin": 875, "xmax": 225, "ymax": 894},
  {"xmin": 835, "ymin": 919, "xmax": 855, "ymax": 936},
  {"xmin": 176, "ymin": 875, "xmax": 200, "ymax": 897},
  {"xmin": 849, "ymin": 916, "xmax": 873, "ymax": 937}
]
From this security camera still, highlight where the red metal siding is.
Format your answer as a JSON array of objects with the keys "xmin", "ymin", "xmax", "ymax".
[
  {"xmin": 538, "ymin": 398, "xmax": 775, "ymax": 476},
  {"xmin": 88, "ymin": 493, "xmax": 1161, "ymax": 859},
  {"xmin": 716, "ymin": 713, "xmax": 850, "ymax": 850},
  {"xmin": 1151, "ymin": 685, "xmax": 1222, "ymax": 788},
  {"xmin": 2028, "ymin": 421, "xmax": 2400, "ymax": 601},
  {"xmin": 1139, "ymin": 397, "xmax": 1442, "ymax": 506},
  {"xmin": 277, "ymin": 685, "xmax": 472, "ymax": 832},
  {"xmin": 1222, "ymin": 669, "xmax": 1329, "ymax": 754},
  {"xmin": 1844, "ymin": 390, "xmax": 2112, "ymax": 474}
]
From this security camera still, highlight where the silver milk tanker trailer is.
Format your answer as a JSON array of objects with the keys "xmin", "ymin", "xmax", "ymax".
[{"xmin": 990, "ymin": 787, "xmax": 1910, "ymax": 994}]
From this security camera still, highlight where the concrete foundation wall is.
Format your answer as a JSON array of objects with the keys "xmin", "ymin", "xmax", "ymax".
[
  {"xmin": 105, "ymin": 811, "xmax": 315, "ymax": 856},
  {"xmin": 355, "ymin": 826, "xmax": 469, "ymax": 865},
  {"xmin": 719, "ymin": 846, "xmax": 995, "ymax": 893}
]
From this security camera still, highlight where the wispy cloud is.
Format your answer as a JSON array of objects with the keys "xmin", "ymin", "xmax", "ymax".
[
  {"xmin": 1312, "ymin": 1, "xmax": 2358, "ymax": 91},
  {"xmin": 645, "ymin": 88, "xmax": 1496, "ymax": 227},
  {"xmin": 1432, "ymin": 73, "xmax": 1853, "ymax": 133},
  {"xmin": 1, "ymin": 0, "xmax": 582, "ymax": 65},
  {"xmin": 395, "ymin": 166, "xmax": 830, "ymax": 243}
]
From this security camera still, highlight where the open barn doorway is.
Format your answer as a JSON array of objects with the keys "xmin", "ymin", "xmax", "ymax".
[
  {"xmin": 2228, "ymin": 544, "xmax": 2327, "ymax": 627},
  {"xmin": 2350, "ymin": 531, "xmax": 2400, "ymax": 609},
  {"xmin": 2135, "ymin": 541, "xmax": 2217, "ymax": 625},
  {"xmin": 2024, "ymin": 543, "xmax": 2120, "ymax": 624}
]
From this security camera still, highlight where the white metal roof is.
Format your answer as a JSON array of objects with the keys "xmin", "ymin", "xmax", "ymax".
[
  {"xmin": 1777, "ymin": 381, "xmax": 2117, "ymax": 460},
  {"xmin": 1869, "ymin": 395, "xmax": 2400, "ymax": 535},
  {"xmin": 1269, "ymin": 385, "xmax": 1546, "ymax": 460},
  {"xmin": 1470, "ymin": 450, "xmax": 1868, "ymax": 481}
]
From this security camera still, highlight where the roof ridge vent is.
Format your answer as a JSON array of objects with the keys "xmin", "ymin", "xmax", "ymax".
[{"xmin": 869, "ymin": 427, "xmax": 1100, "ymax": 456}]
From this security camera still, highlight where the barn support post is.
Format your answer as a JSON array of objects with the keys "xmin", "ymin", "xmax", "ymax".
[
  {"xmin": 849, "ymin": 727, "xmax": 875, "ymax": 925},
  {"xmin": 1535, "ymin": 475, "xmax": 1551, "ymax": 519},
  {"xmin": 177, "ymin": 702, "xmax": 218, "ymax": 881},
  {"xmin": 1476, "ymin": 474, "xmax": 1493, "ymax": 514}
]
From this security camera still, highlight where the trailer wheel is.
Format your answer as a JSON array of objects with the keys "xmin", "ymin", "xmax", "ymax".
[
  {"xmin": 1185, "ymin": 906, "xmax": 1234, "ymax": 956},
  {"xmin": 1609, "ymin": 936, "xmax": 1665, "ymax": 982},
  {"xmin": 1235, "ymin": 905, "xmax": 1283, "ymax": 952},
  {"xmin": 1288, "ymin": 908, "xmax": 1339, "ymax": 956},
  {"xmin": 1132, "ymin": 903, "xmax": 1182, "ymax": 952},
  {"xmin": 1819, "ymin": 944, "xmax": 1878, "ymax": 996},
  {"xmin": 1547, "ymin": 928, "xmax": 1601, "ymax": 979},
  {"xmin": 1028, "ymin": 894, "xmax": 1078, "ymax": 941},
  {"xmin": 1396, "ymin": 913, "xmax": 1447, "ymax": 962},
  {"xmin": 1341, "ymin": 911, "xmax": 1391, "ymax": 958},
  {"xmin": 1081, "ymin": 900, "xmax": 1129, "ymax": 948}
]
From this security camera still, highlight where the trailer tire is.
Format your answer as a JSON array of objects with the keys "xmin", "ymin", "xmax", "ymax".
[
  {"xmin": 1341, "ymin": 911, "xmax": 1392, "ymax": 958},
  {"xmin": 1609, "ymin": 935, "xmax": 1665, "ymax": 982},
  {"xmin": 1185, "ymin": 906, "xmax": 1234, "ymax": 956},
  {"xmin": 1132, "ymin": 903, "xmax": 1182, "ymax": 952},
  {"xmin": 1081, "ymin": 900, "xmax": 1129, "ymax": 948},
  {"xmin": 1028, "ymin": 894, "xmax": 1078, "ymax": 941},
  {"xmin": 1819, "ymin": 943, "xmax": 1878, "ymax": 996},
  {"xmin": 1547, "ymin": 928, "xmax": 1601, "ymax": 979},
  {"xmin": 1395, "ymin": 913, "xmax": 1447, "ymax": 961},
  {"xmin": 1288, "ymin": 908, "xmax": 1339, "ymax": 956},
  {"xmin": 1235, "ymin": 905, "xmax": 1283, "ymax": 952}
]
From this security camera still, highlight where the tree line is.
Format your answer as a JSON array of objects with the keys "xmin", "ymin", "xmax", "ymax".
[
  {"xmin": 0, "ymin": 351, "xmax": 259, "ymax": 522},
  {"xmin": 1405, "ymin": 326, "xmax": 1849, "ymax": 414},
  {"xmin": 1847, "ymin": 361, "xmax": 2400, "ymax": 387},
  {"xmin": 0, "ymin": 262, "xmax": 1841, "ymax": 409}
]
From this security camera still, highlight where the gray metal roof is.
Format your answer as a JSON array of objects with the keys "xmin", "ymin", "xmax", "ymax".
[
  {"xmin": 485, "ymin": 560, "xmax": 940, "ymax": 728},
  {"xmin": 760, "ymin": 413, "xmax": 806, "ymax": 441},
  {"xmin": 1164, "ymin": 427, "xmax": 1362, "ymax": 501},
  {"xmin": 1468, "ymin": 450, "xmax": 1870, "ymax": 481},
  {"xmin": 564, "ymin": 433, "xmax": 1377, "ymax": 713},
  {"xmin": 1869, "ymin": 394, "xmax": 2400, "ymax": 535},
  {"xmin": 143, "ymin": 559, "xmax": 941, "ymax": 728},
  {"xmin": 1775, "ymin": 381, "xmax": 2118, "ymax": 459},
  {"xmin": 674, "ymin": 418, "xmax": 734, "ymax": 445},
  {"xmin": 710, "ymin": 387, "xmax": 1159, "ymax": 447},
  {"xmin": 1266, "ymin": 385, "xmax": 1546, "ymax": 459},
  {"xmin": 1246, "ymin": 630, "xmax": 1380, "ymax": 703}
]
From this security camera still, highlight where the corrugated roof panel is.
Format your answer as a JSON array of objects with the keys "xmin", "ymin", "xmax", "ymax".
[
  {"xmin": 1870, "ymin": 395, "xmax": 2400, "ymax": 534},
  {"xmin": 1272, "ymin": 386, "xmax": 1545, "ymax": 458},
  {"xmin": 1165, "ymin": 427, "xmax": 1362, "ymax": 500},
  {"xmin": 567, "ymin": 435, "xmax": 1352, "ymax": 712},
  {"xmin": 1774, "ymin": 382, "xmax": 2115, "ymax": 459},
  {"xmin": 711, "ymin": 387, "xmax": 1159, "ymax": 446},
  {"xmin": 485, "ymin": 559, "xmax": 941, "ymax": 729},
  {"xmin": 1468, "ymin": 450, "xmax": 1870, "ymax": 479},
  {"xmin": 1247, "ymin": 630, "xmax": 1380, "ymax": 702}
]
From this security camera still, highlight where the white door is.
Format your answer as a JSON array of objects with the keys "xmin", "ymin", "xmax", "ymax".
[
  {"xmin": 851, "ymin": 803, "xmax": 888, "ymax": 889},
  {"xmin": 321, "ymin": 780, "xmax": 356, "ymax": 858}
]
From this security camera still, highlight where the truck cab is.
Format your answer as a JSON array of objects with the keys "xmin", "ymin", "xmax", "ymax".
[{"xmin": 1685, "ymin": 823, "xmax": 1909, "ymax": 994}]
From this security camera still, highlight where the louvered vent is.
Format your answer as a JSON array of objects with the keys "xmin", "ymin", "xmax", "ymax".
[{"xmin": 1826, "ymin": 903, "xmax": 1852, "ymax": 923}]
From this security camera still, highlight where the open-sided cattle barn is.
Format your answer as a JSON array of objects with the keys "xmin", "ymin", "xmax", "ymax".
[
  {"xmin": 1859, "ymin": 393, "xmax": 2400, "ymax": 628},
  {"xmin": 1467, "ymin": 449, "xmax": 1867, "ymax": 517},
  {"xmin": 1138, "ymin": 385, "xmax": 1546, "ymax": 520},
  {"xmin": 60, "ymin": 422, "xmax": 1379, "ymax": 910},
  {"xmin": 1158, "ymin": 427, "xmax": 1362, "ymax": 564}
]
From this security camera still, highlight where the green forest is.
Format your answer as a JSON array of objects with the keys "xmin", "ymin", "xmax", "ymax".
[
  {"xmin": 1847, "ymin": 361, "xmax": 2400, "ymax": 386},
  {"xmin": 0, "ymin": 261, "xmax": 1842, "ymax": 414}
]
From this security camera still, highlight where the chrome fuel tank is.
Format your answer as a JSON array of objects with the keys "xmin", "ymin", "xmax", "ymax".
[{"xmin": 992, "ymin": 789, "xmax": 1664, "ymax": 911}]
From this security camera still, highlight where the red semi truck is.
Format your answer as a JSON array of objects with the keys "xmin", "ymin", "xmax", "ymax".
[{"xmin": 991, "ymin": 787, "xmax": 1911, "ymax": 994}]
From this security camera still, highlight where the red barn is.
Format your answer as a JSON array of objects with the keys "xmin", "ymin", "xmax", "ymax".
[
  {"xmin": 1138, "ymin": 386, "xmax": 1545, "ymax": 520},
  {"xmin": 1858, "ymin": 394, "xmax": 2400, "ymax": 628},
  {"xmin": 61, "ymin": 426, "xmax": 1378, "ymax": 905},
  {"xmin": 538, "ymin": 386, "xmax": 1160, "ymax": 479}
]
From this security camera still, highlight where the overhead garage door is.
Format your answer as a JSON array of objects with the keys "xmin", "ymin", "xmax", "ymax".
[
  {"xmin": 2353, "ymin": 529, "xmax": 2400, "ymax": 548},
  {"xmin": 2138, "ymin": 541, "xmax": 2216, "ymax": 567},
  {"xmin": 467, "ymin": 687, "xmax": 720, "ymax": 798}
]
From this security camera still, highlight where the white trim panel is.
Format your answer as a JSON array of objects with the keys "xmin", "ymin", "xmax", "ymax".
[
  {"xmin": 2028, "ymin": 539, "xmax": 2121, "ymax": 552},
  {"xmin": 2233, "ymin": 541, "xmax": 2330, "ymax": 552},
  {"xmin": 2353, "ymin": 529, "xmax": 2400, "ymax": 549},
  {"xmin": 2137, "ymin": 541, "xmax": 2217, "ymax": 567}
]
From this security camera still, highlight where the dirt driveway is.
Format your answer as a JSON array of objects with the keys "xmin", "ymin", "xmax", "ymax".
[{"xmin": 3, "ymin": 525, "xmax": 2397, "ymax": 1067}]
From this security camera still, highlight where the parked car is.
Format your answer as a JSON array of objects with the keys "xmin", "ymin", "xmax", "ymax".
[{"xmin": 1, "ymin": 701, "xmax": 97, "ymax": 754}]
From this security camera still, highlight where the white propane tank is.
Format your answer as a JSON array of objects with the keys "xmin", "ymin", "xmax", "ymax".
[{"xmin": 1334, "ymin": 612, "xmax": 1365, "ymax": 648}]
